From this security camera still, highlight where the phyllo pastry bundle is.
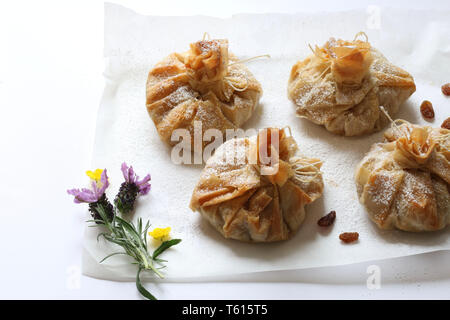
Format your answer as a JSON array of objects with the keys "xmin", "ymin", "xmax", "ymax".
[
  {"xmin": 146, "ymin": 38, "xmax": 263, "ymax": 149},
  {"xmin": 190, "ymin": 128, "xmax": 324, "ymax": 242},
  {"xmin": 288, "ymin": 33, "xmax": 416, "ymax": 136},
  {"xmin": 355, "ymin": 121, "xmax": 450, "ymax": 231}
]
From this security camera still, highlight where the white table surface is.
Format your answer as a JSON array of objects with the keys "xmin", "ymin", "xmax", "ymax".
[{"xmin": 1, "ymin": 0, "xmax": 449, "ymax": 299}]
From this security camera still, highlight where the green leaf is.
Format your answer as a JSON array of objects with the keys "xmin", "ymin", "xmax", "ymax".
[
  {"xmin": 99, "ymin": 252, "xmax": 127, "ymax": 263},
  {"xmin": 143, "ymin": 221, "xmax": 150, "ymax": 234},
  {"xmin": 95, "ymin": 204, "xmax": 108, "ymax": 221},
  {"xmin": 143, "ymin": 222, "xmax": 150, "ymax": 250},
  {"xmin": 85, "ymin": 219, "xmax": 105, "ymax": 224},
  {"xmin": 115, "ymin": 216, "xmax": 142, "ymax": 245},
  {"xmin": 137, "ymin": 218, "xmax": 143, "ymax": 235},
  {"xmin": 152, "ymin": 239, "xmax": 182, "ymax": 259},
  {"xmin": 114, "ymin": 197, "xmax": 123, "ymax": 213},
  {"xmin": 136, "ymin": 267, "xmax": 157, "ymax": 300},
  {"xmin": 97, "ymin": 232, "xmax": 108, "ymax": 241},
  {"xmin": 102, "ymin": 236, "xmax": 128, "ymax": 247}
]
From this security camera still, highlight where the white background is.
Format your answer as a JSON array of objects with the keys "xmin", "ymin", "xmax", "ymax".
[{"xmin": 1, "ymin": 0, "xmax": 449, "ymax": 299}]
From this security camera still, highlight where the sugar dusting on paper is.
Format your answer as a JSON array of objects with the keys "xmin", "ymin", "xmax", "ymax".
[{"xmin": 82, "ymin": 4, "xmax": 450, "ymax": 281}]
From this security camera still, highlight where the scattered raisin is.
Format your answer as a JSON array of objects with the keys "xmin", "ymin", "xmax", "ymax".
[
  {"xmin": 317, "ymin": 210, "xmax": 336, "ymax": 227},
  {"xmin": 339, "ymin": 232, "xmax": 359, "ymax": 243},
  {"xmin": 442, "ymin": 117, "xmax": 450, "ymax": 130},
  {"xmin": 420, "ymin": 100, "xmax": 434, "ymax": 119},
  {"xmin": 442, "ymin": 83, "xmax": 450, "ymax": 96}
]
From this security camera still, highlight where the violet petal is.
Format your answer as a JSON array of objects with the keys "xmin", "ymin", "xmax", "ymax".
[{"xmin": 121, "ymin": 162, "xmax": 129, "ymax": 183}]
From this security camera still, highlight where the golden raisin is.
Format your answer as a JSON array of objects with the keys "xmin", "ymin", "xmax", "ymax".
[
  {"xmin": 442, "ymin": 83, "xmax": 450, "ymax": 96},
  {"xmin": 442, "ymin": 117, "xmax": 450, "ymax": 130},
  {"xmin": 318, "ymin": 210, "xmax": 336, "ymax": 227},
  {"xmin": 420, "ymin": 100, "xmax": 434, "ymax": 119},
  {"xmin": 339, "ymin": 232, "xmax": 359, "ymax": 243}
]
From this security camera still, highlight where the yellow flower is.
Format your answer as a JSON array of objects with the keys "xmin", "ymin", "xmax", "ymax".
[
  {"xmin": 86, "ymin": 169, "xmax": 104, "ymax": 182},
  {"xmin": 149, "ymin": 227, "xmax": 171, "ymax": 240}
]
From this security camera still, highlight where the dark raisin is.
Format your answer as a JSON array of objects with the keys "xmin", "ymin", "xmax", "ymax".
[
  {"xmin": 441, "ymin": 83, "xmax": 450, "ymax": 96},
  {"xmin": 317, "ymin": 210, "xmax": 336, "ymax": 227},
  {"xmin": 339, "ymin": 232, "xmax": 359, "ymax": 243},
  {"xmin": 420, "ymin": 100, "xmax": 434, "ymax": 119},
  {"xmin": 442, "ymin": 117, "xmax": 450, "ymax": 130}
]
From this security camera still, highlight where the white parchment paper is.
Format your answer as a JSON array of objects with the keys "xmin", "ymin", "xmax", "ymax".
[{"xmin": 83, "ymin": 3, "xmax": 450, "ymax": 281}]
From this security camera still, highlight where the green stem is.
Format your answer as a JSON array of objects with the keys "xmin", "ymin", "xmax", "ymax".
[
  {"xmin": 138, "ymin": 248, "xmax": 164, "ymax": 278},
  {"xmin": 136, "ymin": 267, "xmax": 157, "ymax": 300},
  {"xmin": 137, "ymin": 248, "xmax": 151, "ymax": 269},
  {"xmin": 92, "ymin": 200, "xmax": 178, "ymax": 300}
]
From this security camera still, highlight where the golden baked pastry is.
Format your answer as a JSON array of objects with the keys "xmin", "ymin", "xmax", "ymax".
[
  {"xmin": 190, "ymin": 128, "xmax": 324, "ymax": 242},
  {"xmin": 355, "ymin": 121, "xmax": 450, "ymax": 231},
  {"xmin": 288, "ymin": 33, "xmax": 416, "ymax": 136},
  {"xmin": 146, "ymin": 38, "xmax": 263, "ymax": 149}
]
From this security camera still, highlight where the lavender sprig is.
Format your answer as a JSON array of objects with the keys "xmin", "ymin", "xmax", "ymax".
[
  {"xmin": 94, "ymin": 204, "xmax": 181, "ymax": 300},
  {"xmin": 67, "ymin": 164, "xmax": 180, "ymax": 300}
]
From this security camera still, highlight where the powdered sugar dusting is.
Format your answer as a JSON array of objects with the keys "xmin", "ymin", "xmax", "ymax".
[
  {"xmin": 84, "ymin": 5, "xmax": 450, "ymax": 281},
  {"xmin": 167, "ymin": 86, "xmax": 197, "ymax": 106},
  {"xmin": 367, "ymin": 171, "xmax": 398, "ymax": 207}
]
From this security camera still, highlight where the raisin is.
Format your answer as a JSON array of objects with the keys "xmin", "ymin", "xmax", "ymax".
[
  {"xmin": 420, "ymin": 100, "xmax": 434, "ymax": 119},
  {"xmin": 442, "ymin": 117, "xmax": 450, "ymax": 130},
  {"xmin": 317, "ymin": 210, "xmax": 336, "ymax": 227},
  {"xmin": 442, "ymin": 83, "xmax": 450, "ymax": 96},
  {"xmin": 339, "ymin": 232, "xmax": 359, "ymax": 243}
]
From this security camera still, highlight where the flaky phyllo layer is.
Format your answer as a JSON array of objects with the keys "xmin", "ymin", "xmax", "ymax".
[
  {"xmin": 190, "ymin": 128, "xmax": 324, "ymax": 242},
  {"xmin": 288, "ymin": 33, "xmax": 416, "ymax": 136},
  {"xmin": 355, "ymin": 122, "xmax": 450, "ymax": 231},
  {"xmin": 146, "ymin": 38, "xmax": 262, "ymax": 150}
]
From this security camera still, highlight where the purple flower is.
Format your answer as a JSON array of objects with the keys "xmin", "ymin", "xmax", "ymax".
[
  {"xmin": 121, "ymin": 162, "xmax": 151, "ymax": 195},
  {"xmin": 67, "ymin": 169, "xmax": 109, "ymax": 203}
]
